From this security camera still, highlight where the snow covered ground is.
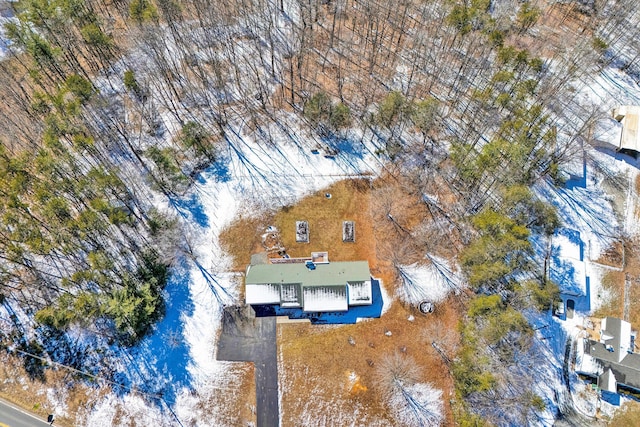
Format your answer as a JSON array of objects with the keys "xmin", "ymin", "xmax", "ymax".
[
  {"xmin": 396, "ymin": 255, "xmax": 462, "ymax": 305},
  {"xmin": 0, "ymin": 1, "xmax": 16, "ymax": 60},
  {"xmin": 526, "ymin": 62, "xmax": 640, "ymax": 424},
  {"xmin": 81, "ymin": 117, "xmax": 381, "ymax": 425}
]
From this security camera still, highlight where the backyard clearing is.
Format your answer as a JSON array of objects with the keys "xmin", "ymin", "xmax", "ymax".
[{"xmin": 221, "ymin": 177, "xmax": 461, "ymax": 425}]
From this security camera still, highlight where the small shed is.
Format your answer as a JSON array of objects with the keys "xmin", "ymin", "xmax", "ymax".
[{"xmin": 613, "ymin": 106, "xmax": 640, "ymax": 153}]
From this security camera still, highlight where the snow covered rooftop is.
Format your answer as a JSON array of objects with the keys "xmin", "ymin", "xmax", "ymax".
[
  {"xmin": 601, "ymin": 317, "xmax": 633, "ymax": 363},
  {"xmin": 613, "ymin": 105, "xmax": 640, "ymax": 152},
  {"xmin": 303, "ymin": 286, "xmax": 348, "ymax": 312},
  {"xmin": 245, "ymin": 283, "xmax": 281, "ymax": 305},
  {"xmin": 582, "ymin": 318, "xmax": 640, "ymax": 392},
  {"xmin": 245, "ymin": 261, "xmax": 371, "ymax": 312},
  {"xmin": 347, "ymin": 280, "xmax": 372, "ymax": 306}
]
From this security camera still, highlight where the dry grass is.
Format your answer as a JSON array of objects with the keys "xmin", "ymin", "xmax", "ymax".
[
  {"xmin": 220, "ymin": 178, "xmax": 377, "ymax": 269},
  {"xmin": 279, "ymin": 301, "xmax": 459, "ymax": 426},
  {"xmin": 596, "ymin": 240, "xmax": 624, "ymax": 269},
  {"xmin": 203, "ymin": 362, "xmax": 256, "ymax": 426},
  {"xmin": 220, "ymin": 212, "xmax": 274, "ymax": 271},
  {"xmin": 0, "ymin": 353, "xmax": 101, "ymax": 427},
  {"xmin": 594, "ymin": 238, "xmax": 640, "ymax": 335},
  {"xmin": 609, "ymin": 399, "xmax": 640, "ymax": 427},
  {"xmin": 273, "ymin": 178, "xmax": 376, "ymax": 264},
  {"xmin": 593, "ymin": 270, "xmax": 624, "ymax": 320}
]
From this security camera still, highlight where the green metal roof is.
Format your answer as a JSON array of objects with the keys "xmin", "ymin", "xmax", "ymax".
[{"xmin": 245, "ymin": 261, "xmax": 371, "ymax": 287}]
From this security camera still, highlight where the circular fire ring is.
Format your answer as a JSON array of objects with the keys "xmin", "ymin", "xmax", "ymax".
[{"xmin": 418, "ymin": 301, "xmax": 434, "ymax": 314}]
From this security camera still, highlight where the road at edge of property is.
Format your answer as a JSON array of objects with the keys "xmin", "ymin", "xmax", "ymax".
[{"xmin": 0, "ymin": 397, "xmax": 51, "ymax": 427}]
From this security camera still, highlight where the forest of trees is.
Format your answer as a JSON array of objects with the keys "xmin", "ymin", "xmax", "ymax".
[{"xmin": 0, "ymin": 0, "xmax": 638, "ymax": 424}]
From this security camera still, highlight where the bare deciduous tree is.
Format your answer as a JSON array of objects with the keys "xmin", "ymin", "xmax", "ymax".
[{"xmin": 375, "ymin": 353, "xmax": 444, "ymax": 427}]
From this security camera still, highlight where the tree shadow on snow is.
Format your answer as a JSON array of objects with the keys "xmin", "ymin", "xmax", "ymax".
[
  {"xmin": 169, "ymin": 193, "xmax": 209, "ymax": 228},
  {"xmin": 112, "ymin": 266, "xmax": 196, "ymax": 404},
  {"xmin": 321, "ymin": 135, "xmax": 365, "ymax": 160},
  {"xmin": 197, "ymin": 155, "xmax": 232, "ymax": 184}
]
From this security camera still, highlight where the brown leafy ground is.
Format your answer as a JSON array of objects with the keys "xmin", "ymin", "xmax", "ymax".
[
  {"xmin": 221, "ymin": 177, "xmax": 461, "ymax": 425},
  {"xmin": 278, "ymin": 301, "xmax": 459, "ymax": 426},
  {"xmin": 609, "ymin": 399, "xmax": 640, "ymax": 426}
]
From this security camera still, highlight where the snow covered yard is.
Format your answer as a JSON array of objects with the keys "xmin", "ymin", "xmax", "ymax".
[{"xmin": 74, "ymin": 115, "xmax": 381, "ymax": 425}]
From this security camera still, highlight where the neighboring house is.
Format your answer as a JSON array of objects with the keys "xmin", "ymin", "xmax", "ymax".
[
  {"xmin": 245, "ymin": 259, "xmax": 372, "ymax": 312},
  {"xmin": 550, "ymin": 228, "xmax": 590, "ymax": 319},
  {"xmin": 580, "ymin": 317, "xmax": 640, "ymax": 395},
  {"xmin": 613, "ymin": 105, "xmax": 640, "ymax": 154}
]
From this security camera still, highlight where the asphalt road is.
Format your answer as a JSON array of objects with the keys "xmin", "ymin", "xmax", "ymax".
[
  {"xmin": 0, "ymin": 399, "xmax": 51, "ymax": 427},
  {"xmin": 217, "ymin": 305, "xmax": 278, "ymax": 427}
]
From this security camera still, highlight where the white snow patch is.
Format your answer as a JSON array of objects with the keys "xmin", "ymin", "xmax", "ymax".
[
  {"xmin": 0, "ymin": 1, "xmax": 17, "ymax": 61},
  {"xmin": 388, "ymin": 382, "xmax": 444, "ymax": 427},
  {"xmin": 585, "ymin": 265, "xmax": 612, "ymax": 313},
  {"xmin": 46, "ymin": 387, "xmax": 69, "ymax": 418},
  {"xmin": 379, "ymin": 279, "xmax": 393, "ymax": 316},
  {"xmin": 83, "ymin": 393, "xmax": 167, "ymax": 427},
  {"xmin": 396, "ymin": 257, "xmax": 462, "ymax": 305}
]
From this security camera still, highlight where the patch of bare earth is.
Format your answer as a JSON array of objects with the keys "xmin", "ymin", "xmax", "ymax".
[
  {"xmin": 278, "ymin": 300, "xmax": 458, "ymax": 426},
  {"xmin": 609, "ymin": 399, "xmax": 640, "ymax": 426}
]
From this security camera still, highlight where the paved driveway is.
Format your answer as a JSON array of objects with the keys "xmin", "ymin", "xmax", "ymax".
[{"xmin": 217, "ymin": 305, "xmax": 278, "ymax": 427}]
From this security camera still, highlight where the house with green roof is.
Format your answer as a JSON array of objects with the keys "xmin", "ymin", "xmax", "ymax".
[{"xmin": 245, "ymin": 259, "xmax": 372, "ymax": 312}]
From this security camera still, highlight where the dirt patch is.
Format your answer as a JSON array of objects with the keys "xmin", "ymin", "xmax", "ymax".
[
  {"xmin": 596, "ymin": 240, "xmax": 624, "ymax": 269},
  {"xmin": 220, "ymin": 175, "xmax": 462, "ymax": 425},
  {"xmin": 220, "ymin": 178, "xmax": 377, "ymax": 269},
  {"xmin": 278, "ymin": 299, "xmax": 459, "ymax": 426},
  {"xmin": 609, "ymin": 399, "xmax": 640, "ymax": 426}
]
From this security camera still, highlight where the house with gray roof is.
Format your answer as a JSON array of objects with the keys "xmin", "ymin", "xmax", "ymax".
[
  {"xmin": 245, "ymin": 259, "xmax": 372, "ymax": 312},
  {"xmin": 582, "ymin": 317, "xmax": 640, "ymax": 394}
]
